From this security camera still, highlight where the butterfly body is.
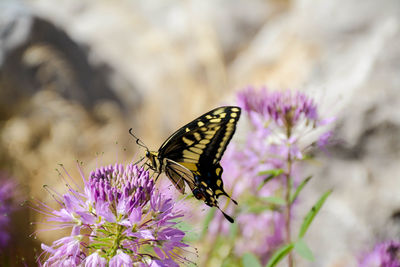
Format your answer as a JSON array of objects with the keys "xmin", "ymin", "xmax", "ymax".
[{"xmin": 144, "ymin": 106, "xmax": 241, "ymax": 222}]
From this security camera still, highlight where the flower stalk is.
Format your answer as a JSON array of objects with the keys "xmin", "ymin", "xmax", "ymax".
[{"xmin": 285, "ymin": 149, "xmax": 293, "ymax": 267}]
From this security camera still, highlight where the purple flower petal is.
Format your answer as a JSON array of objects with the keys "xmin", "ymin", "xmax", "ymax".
[
  {"xmin": 109, "ymin": 251, "xmax": 133, "ymax": 267},
  {"xmin": 84, "ymin": 252, "xmax": 107, "ymax": 267}
]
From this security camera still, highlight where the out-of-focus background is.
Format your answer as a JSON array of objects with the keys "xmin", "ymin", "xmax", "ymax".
[{"xmin": 0, "ymin": 0, "xmax": 400, "ymax": 266}]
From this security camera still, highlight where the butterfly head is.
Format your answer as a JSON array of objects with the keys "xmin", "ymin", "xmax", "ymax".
[{"xmin": 145, "ymin": 150, "xmax": 161, "ymax": 172}]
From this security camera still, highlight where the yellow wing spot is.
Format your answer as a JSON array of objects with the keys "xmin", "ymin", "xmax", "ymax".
[
  {"xmin": 183, "ymin": 158, "xmax": 198, "ymax": 164},
  {"xmin": 197, "ymin": 121, "xmax": 205, "ymax": 127},
  {"xmin": 193, "ymin": 132, "xmax": 201, "ymax": 141},
  {"xmin": 216, "ymin": 179, "xmax": 222, "ymax": 187},
  {"xmin": 205, "ymin": 115, "xmax": 212, "ymax": 119},
  {"xmin": 230, "ymin": 112, "xmax": 237, "ymax": 118},
  {"xmin": 206, "ymin": 189, "xmax": 213, "ymax": 196},
  {"xmin": 185, "ymin": 127, "xmax": 190, "ymax": 132},
  {"xmin": 205, "ymin": 134, "xmax": 215, "ymax": 140},
  {"xmin": 210, "ymin": 118, "xmax": 221, "ymax": 123},
  {"xmin": 215, "ymin": 189, "xmax": 223, "ymax": 195},
  {"xmin": 231, "ymin": 107, "xmax": 240, "ymax": 112},
  {"xmin": 219, "ymin": 113, "xmax": 226, "ymax": 118},
  {"xmin": 182, "ymin": 137, "xmax": 194, "ymax": 145},
  {"xmin": 195, "ymin": 144, "xmax": 206, "ymax": 149},
  {"xmin": 213, "ymin": 108, "xmax": 224, "ymax": 115},
  {"xmin": 201, "ymin": 181, "xmax": 208, "ymax": 187},
  {"xmin": 200, "ymin": 127, "xmax": 207, "ymax": 131},
  {"xmin": 189, "ymin": 146, "xmax": 203, "ymax": 154},
  {"xmin": 229, "ymin": 118, "xmax": 235, "ymax": 123},
  {"xmin": 180, "ymin": 162, "xmax": 197, "ymax": 171},
  {"xmin": 215, "ymin": 168, "xmax": 221, "ymax": 176},
  {"xmin": 199, "ymin": 139, "xmax": 210, "ymax": 144},
  {"xmin": 183, "ymin": 150, "xmax": 200, "ymax": 160}
]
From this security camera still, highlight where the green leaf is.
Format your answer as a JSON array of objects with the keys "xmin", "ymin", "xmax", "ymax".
[
  {"xmin": 257, "ymin": 169, "xmax": 284, "ymax": 190},
  {"xmin": 242, "ymin": 252, "xmax": 262, "ymax": 267},
  {"xmin": 88, "ymin": 243, "xmax": 109, "ymax": 249},
  {"xmin": 96, "ymin": 229, "xmax": 111, "ymax": 235},
  {"xmin": 290, "ymin": 176, "xmax": 312, "ymax": 203},
  {"xmin": 261, "ymin": 196, "xmax": 286, "ymax": 205},
  {"xmin": 201, "ymin": 208, "xmax": 216, "ymax": 238},
  {"xmin": 294, "ymin": 239, "xmax": 314, "ymax": 261},
  {"xmin": 265, "ymin": 243, "xmax": 294, "ymax": 267},
  {"xmin": 298, "ymin": 190, "xmax": 332, "ymax": 238}
]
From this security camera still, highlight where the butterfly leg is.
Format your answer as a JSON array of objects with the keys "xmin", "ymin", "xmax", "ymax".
[
  {"xmin": 155, "ymin": 172, "xmax": 161, "ymax": 182},
  {"xmin": 133, "ymin": 156, "xmax": 145, "ymax": 166}
]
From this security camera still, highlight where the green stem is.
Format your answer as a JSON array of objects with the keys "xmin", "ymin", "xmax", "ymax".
[
  {"xmin": 285, "ymin": 129, "xmax": 294, "ymax": 267},
  {"xmin": 110, "ymin": 224, "xmax": 124, "ymax": 257}
]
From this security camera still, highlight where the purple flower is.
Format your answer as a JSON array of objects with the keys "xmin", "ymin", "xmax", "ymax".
[
  {"xmin": 37, "ymin": 162, "xmax": 190, "ymax": 266},
  {"xmin": 0, "ymin": 175, "xmax": 18, "ymax": 248},
  {"xmin": 238, "ymin": 87, "xmax": 335, "ymax": 159},
  {"xmin": 238, "ymin": 87, "xmax": 319, "ymax": 133},
  {"xmin": 205, "ymin": 87, "xmax": 334, "ymax": 264},
  {"xmin": 41, "ymin": 235, "xmax": 83, "ymax": 266},
  {"xmin": 359, "ymin": 241, "xmax": 400, "ymax": 267}
]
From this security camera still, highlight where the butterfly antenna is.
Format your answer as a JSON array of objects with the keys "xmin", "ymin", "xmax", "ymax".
[{"xmin": 128, "ymin": 128, "xmax": 148, "ymax": 150}]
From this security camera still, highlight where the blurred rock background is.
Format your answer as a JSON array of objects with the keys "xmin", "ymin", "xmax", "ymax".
[{"xmin": 0, "ymin": 0, "xmax": 399, "ymax": 266}]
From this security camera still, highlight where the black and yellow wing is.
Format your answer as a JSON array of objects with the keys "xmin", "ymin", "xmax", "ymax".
[
  {"xmin": 158, "ymin": 106, "xmax": 241, "ymax": 222},
  {"xmin": 159, "ymin": 106, "xmax": 241, "ymax": 165}
]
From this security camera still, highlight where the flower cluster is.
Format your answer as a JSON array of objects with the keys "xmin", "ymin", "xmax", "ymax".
[
  {"xmin": 238, "ymin": 87, "xmax": 332, "ymax": 159},
  {"xmin": 238, "ymin": 87, "xmax": 319, "ymax": 129},
  {"xmin": 359, "ymin": 241, "xmax": 400, "ymax": 267},
  {"xmin": 38, "ymin": 163, "xmax": 189, "ymax": 267},
  {"xmin": 207, "ymin": 87, "xmax": 333, "ymax": 264}
]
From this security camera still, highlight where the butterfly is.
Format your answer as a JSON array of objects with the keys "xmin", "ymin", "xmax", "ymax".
[{"xmin": 130, "ymin": 106, "xmax": 241, "ymax": 223}]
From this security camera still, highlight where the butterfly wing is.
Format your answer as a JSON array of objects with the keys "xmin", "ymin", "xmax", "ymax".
[
  {"xmin": 164, "ymin": 159, "xmax": 196, "ymax": 194},
  {"xmin": 158, "ymin": 106, "xmax": 241, "ymax": 204},
  {"xmin": 158, "ymin": 106, "xmax": 241, "ymax": 166}
]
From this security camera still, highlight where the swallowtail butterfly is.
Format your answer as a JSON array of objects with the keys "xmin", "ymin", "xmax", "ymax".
[{"xmin": 130, "ymin": 106, "xmax": 241, "ymax": 222}]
